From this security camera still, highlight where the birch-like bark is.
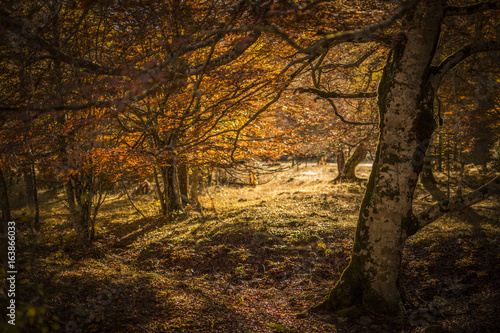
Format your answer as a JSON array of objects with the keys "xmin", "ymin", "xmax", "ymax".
[{"xmin": 315, "ymin": 0, "xmax": 444, "ymax": 313}]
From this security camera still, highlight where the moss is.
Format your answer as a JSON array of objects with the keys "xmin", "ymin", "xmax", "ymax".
[
  {"xmin": 335, "ymin": 305, "xmax": 361, "ymax": 319},
  {"xmin": 412, "ymin": 238, "xmax": 434, "ymax": 248},
  {"xmin": 362, "ymin": 287, "xmax": 401, "ymax": 314},
  {"xmin": 267, "ymin": 323, "xmax": 287, "ymax": 332},
  {"xmin": 295, "ymin": 311, "xmax": 308, "ymax": 319}
]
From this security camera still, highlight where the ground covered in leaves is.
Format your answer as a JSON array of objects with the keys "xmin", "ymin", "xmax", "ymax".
[{"xmin": 5, "ymin": 163, "xmax": 500, "ymax": 332}]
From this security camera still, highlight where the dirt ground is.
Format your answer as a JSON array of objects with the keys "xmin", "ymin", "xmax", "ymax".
[{"xmin": 6, "ymin": 162, "xmax": 500, "ymax": 332}]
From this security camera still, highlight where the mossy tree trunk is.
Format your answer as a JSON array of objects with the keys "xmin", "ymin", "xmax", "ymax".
[
  {"xmin": 64, "ymin": 174, "xmax": 104, "ymax": 244},
  {"xmin": 156, "ymin": 158, "xmax": 184, "ymax": 216},
  {"xmin": 315, "ymin": 1, "xmax": 443, "ymax": 314}
]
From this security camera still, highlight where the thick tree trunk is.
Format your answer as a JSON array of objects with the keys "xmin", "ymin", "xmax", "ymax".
[
  {"xmin": 178, "ymin": 164, "xmax": 189, "ymax": 198},
  {"xmin": 335, "ymin": 142, "xmax": 368, "ymax": 182},
  {"xmin": 315, "ymin": 2, "xmax": 443, "ymax": 314},
  {"xmin": 158, "ymin": 159, "xmax": 183, "ymax": 216}
]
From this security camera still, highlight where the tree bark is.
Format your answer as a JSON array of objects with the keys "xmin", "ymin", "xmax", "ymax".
[
  {"xmin": 315, "ymin": 1, "xmax": 443, "ymax": 314},
  {"xmin": 178, "ymin": 164, "xmax": 189, "ymax": 198},
  {"xmin": 336, "ymin": 149, "xmax": 345, "ymax": 177},
  {"xmin": 158, "ymin": 159, "xmax": 183, "ymax": 216},
  {"xmin": 153, "ymin": 167, "xmax": 167, "ymax": 216}
]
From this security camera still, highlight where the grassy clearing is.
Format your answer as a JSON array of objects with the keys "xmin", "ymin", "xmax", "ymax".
[{"xmin": 5, "ymin": 162, "xmax": 500, "ymax": 332}]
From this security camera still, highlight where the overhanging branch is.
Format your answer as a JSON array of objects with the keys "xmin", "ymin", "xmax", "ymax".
[
  {"xmin": 0, "ymin": 8, "xmax": 126, "ymax": 76},
  {"xmin": 0, "ymin": 101, "xmax": 112, "ymax": 112},
  {"xmin": 307, "ymin": 0, "xmax": 420, "ymax": 52},
  {"xmin": 429, "ymin": 40, "xmax": 500, "ymax": 88},
  {"xmin": 296, "ymin": 87, "xmax": 378, "ymax": 99},
  {"xmin": 409, "ymin": 174, "xmax": 500, "ymax": 236}
]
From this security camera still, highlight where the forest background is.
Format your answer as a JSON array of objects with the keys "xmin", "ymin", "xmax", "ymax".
[{"xmin": 1, "ymin": 0, "xmax": 500, "ymax": 332}]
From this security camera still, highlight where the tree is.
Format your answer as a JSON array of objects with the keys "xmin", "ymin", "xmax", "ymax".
[
  {"xmin": 0, "ymin": 0, "xmax": 307, "ymax": 229},
  {"xmin": 280, "ymin": 0, "xmax": 500, "ymax": 314}
]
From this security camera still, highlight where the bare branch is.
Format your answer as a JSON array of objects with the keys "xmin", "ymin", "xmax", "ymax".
[
  {"xmin": 410, "ymin": 174, "xmax": 500, "ymax": 235},
  {"xmin": 429, "ymin": 40, "xmax": 500, "ymax": 88},
  {"xmin": 0, "ymin": 101, "xmax": 112, "ymax": 112},
  {"xmin": 0, "ymin": 8, "xmax": 127, "ymax": 76},
  {"xmin": 186, "ymin": 31, "xmax": 262, "ymax": 75},
  {"xmin": 319, "ymin": 48, "xmax": 377, "ymax": 70},
  {"xmin": 295, "ymin": 87, "xmax": 378, "ymax": 99},
  {"xmin": 305, "ymin": 0, "xmax": 420, "ymax": 52},
  {"xmin": 325, "ymin": 99, "xmax": 378, "ymax": 126}
]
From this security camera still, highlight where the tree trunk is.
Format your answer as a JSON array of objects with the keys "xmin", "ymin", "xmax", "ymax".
[
  {"xmin": 335, "ymin": 142, "xmax": 368, "ymax": 182},
  {"xmin": 336, "ymin": 149, "xmax": 345, "ymax": 177},
  {"xmin": 189, "ymin": 167, "xmax": 200, "ymax": 202},
  {"xmin": 178, "ymin": 164, "xmax": 189, "ymax": 198},
  {"xmin": 158, "ymin": 159, "xmax": 183, "ymax": 216},
  {"xmin": 420, "ymin": 156, "xmax": 437, "ymax": 184},
  {"xmin": 65, "ymin": 178, "xmax": 79, "ymax": 228},
  {"xmin": 315, "ymin": 2, "xmax": 443, "ymax": 314},
  {"xmin": 153, "ymin": 167, "xmax": 167, "ymax": 215},
  {"xmin": 24, "ymin": 165, "xmax": 40, "ymax": 229}
]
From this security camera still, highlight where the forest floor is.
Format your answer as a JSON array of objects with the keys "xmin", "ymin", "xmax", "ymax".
[{"xmin": 6, "ymin": 162, "xmax": 500, "ymax": 333}]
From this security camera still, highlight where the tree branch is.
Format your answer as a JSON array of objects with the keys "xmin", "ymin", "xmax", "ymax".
[
  {"xmin": 429, "ymin": 40, "xmax": 500, "ymax": 88},
  {"xmin": 306, "ymin": 0, "xmax": 420, "ymax": 52},
  {"xmin": 444, "ymin": 1, "xmax": 500, "ymax": 16},
  {"xmin": 295, "ymin": 87, "xmax": 378, "ymax": 99},
  {"xmin": 0, "ymin": 8, "xmax": 127, "ymax": 76},
  {"xmin": 325, "ymin": 99, "xmax": 378, "ymax": 126},
  {"xmin": 409, "ymin": 174, "xmax": 500, "ymax": 236},
  {"xmin": 319, "ymin": 48, "xmax": 377, "ymax": 70},
  {"xmin": 0, "ymin": 101, "xmax": 112, "ymax": 112},
  {"xmin": 186, "ymin": 31, "xmax": 262, "ymax": 75}
]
